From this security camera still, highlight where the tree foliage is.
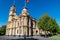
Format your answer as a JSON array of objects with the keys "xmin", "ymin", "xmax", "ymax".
[
  {"xmin": 0, "ymin": 25, "xmax": 6, "ymax": 35},
  {"xmin": 37, "ymin": 14, "xmax": 59, "ymax": 33},
  {"xmin": 58, "ymin": 27, "xmax": 60, "ymax": 33}
]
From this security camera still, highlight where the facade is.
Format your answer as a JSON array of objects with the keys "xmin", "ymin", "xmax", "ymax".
[{"xmin": 6, "ymin": 5, "xmax": 40, "ymax": 36}]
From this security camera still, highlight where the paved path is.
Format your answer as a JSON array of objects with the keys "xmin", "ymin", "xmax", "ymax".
[{"xmin": 0, "ymin": 36, "xmax": 60, "ymax": 40}]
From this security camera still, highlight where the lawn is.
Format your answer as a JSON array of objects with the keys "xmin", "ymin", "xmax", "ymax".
[{"xmin": 49, "ymin": 34, "xmax": 60, "ymax": 38}]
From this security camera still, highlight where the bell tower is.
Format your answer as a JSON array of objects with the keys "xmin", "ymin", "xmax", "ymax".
[
  {"xmin": 8, "ymin": 5, "xmax": 16, "ymax": 21},
  {"xmin": 6, "ymin": 0, "xmax": 17, "ymax": 35},
  {"xmin": 8, "ymin": 0, "xmax": 17, "ymax": 21}
]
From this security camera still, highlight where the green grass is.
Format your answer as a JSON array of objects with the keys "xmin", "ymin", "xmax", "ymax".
[{"xmin": 49, "ymin": 34, "xmax": 60, "ymax": 38}]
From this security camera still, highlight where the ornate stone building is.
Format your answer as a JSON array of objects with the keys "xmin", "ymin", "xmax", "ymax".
[{"xmin": 6, "ymin": 5, "xmax": 40, "ymax": 36}]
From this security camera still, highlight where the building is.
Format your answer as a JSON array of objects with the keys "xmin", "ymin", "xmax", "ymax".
[{"xmin": 6, "ymin": 4, "xmax": 40, "ymax": 36}]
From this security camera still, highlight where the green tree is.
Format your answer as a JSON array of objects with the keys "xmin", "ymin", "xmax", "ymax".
[
  {"xmin": 0, "ymin": 25, "xmax": 6, "ymax": 35},
  {"xmin": 57, "ymin": 27, "xmax": 60, "ymax": 33},
  {"xmin": 47, "ymin": 18, "xmax": 59, "ymax": 33},
  {"xmin": 37, "ymin": 14, "xmax": 59, "ymax": 37}
]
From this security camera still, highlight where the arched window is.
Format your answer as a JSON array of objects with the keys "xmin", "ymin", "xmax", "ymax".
[
  {"xmin": 36, "ymin": 30, "xmax": 38, "ymax": 34},
  {"xmin": 17, "ymin": 30, "xmax": 18, "ymax": 34},
  {"xmin": 18, "ymin": 22, "xmax": 19, "ymax": 26}
]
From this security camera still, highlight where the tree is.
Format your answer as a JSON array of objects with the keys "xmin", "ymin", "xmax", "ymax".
[
  {"xmin": 47, "ymin": 18, "xmax": 59, "ymax": 33},
  {"xmin": 57, "ymin": 27, "xmax": 60, "ymax": 34},
  {"xmin": 37, "ymin": 14, "xmax": 59, "ymax": 37},
  {"xmin": 0, "ymin": 25, "xmax": 6, "ymax": 35}
]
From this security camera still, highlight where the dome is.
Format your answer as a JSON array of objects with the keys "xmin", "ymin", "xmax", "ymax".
[
  {"xmin": 10, "ymin": 5, "xmax": 15, "ymax": 11},
  {"xmin": 20, "ymin": 7, "xmax": 29, "ymax": 17},
  {"xmin": 9, "ymin": 5, "xmax": 16, "ymax": 16}
]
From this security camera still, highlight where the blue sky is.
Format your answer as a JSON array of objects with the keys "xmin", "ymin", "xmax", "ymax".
[{"xmin": 0, "ymin": 0, "xmax": 60, "ymax": 26}]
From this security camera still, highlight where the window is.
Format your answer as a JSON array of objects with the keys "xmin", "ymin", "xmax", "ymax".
[
  {"xmin": 18, "ymin": 22, "xmax": 19, "ymax": 26},
  {"xmin": 17, "ymin": 30, "xmax": 18, "ymax": 34},
  {"xmin": 36, "ymin": 30, "xmax": 38, "ymax": 34}
]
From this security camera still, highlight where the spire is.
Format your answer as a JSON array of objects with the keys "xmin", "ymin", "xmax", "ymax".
[
  {"xmin": 13, "ymin": 0, "xmax": 15, "ymax": 6},
  {"xmin": 9, "ymin": 0, "xmax": 16, "ymax": 16},
  {"xmin": 8, "ymin": 8, "xmax": 18, "ymax": 21},
  {"xmin": 8, "ymin": 0, "xmax": 18, "ymax": 21}
]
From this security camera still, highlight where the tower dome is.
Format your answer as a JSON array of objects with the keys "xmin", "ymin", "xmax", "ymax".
[
  {"xmin": 9, "ymin": 5, "xmax": 16, "ymax": 16},
  {"xmin": 8, "ymin": 5, "xmax": 17, "ymax": 21},
  {"xmin": 10, "ymin": 5, "xmax": 16, "ymax": 12},
  {"xmin": 20, "ymin": 7, "xmax": 29, "ymax": 17}
]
